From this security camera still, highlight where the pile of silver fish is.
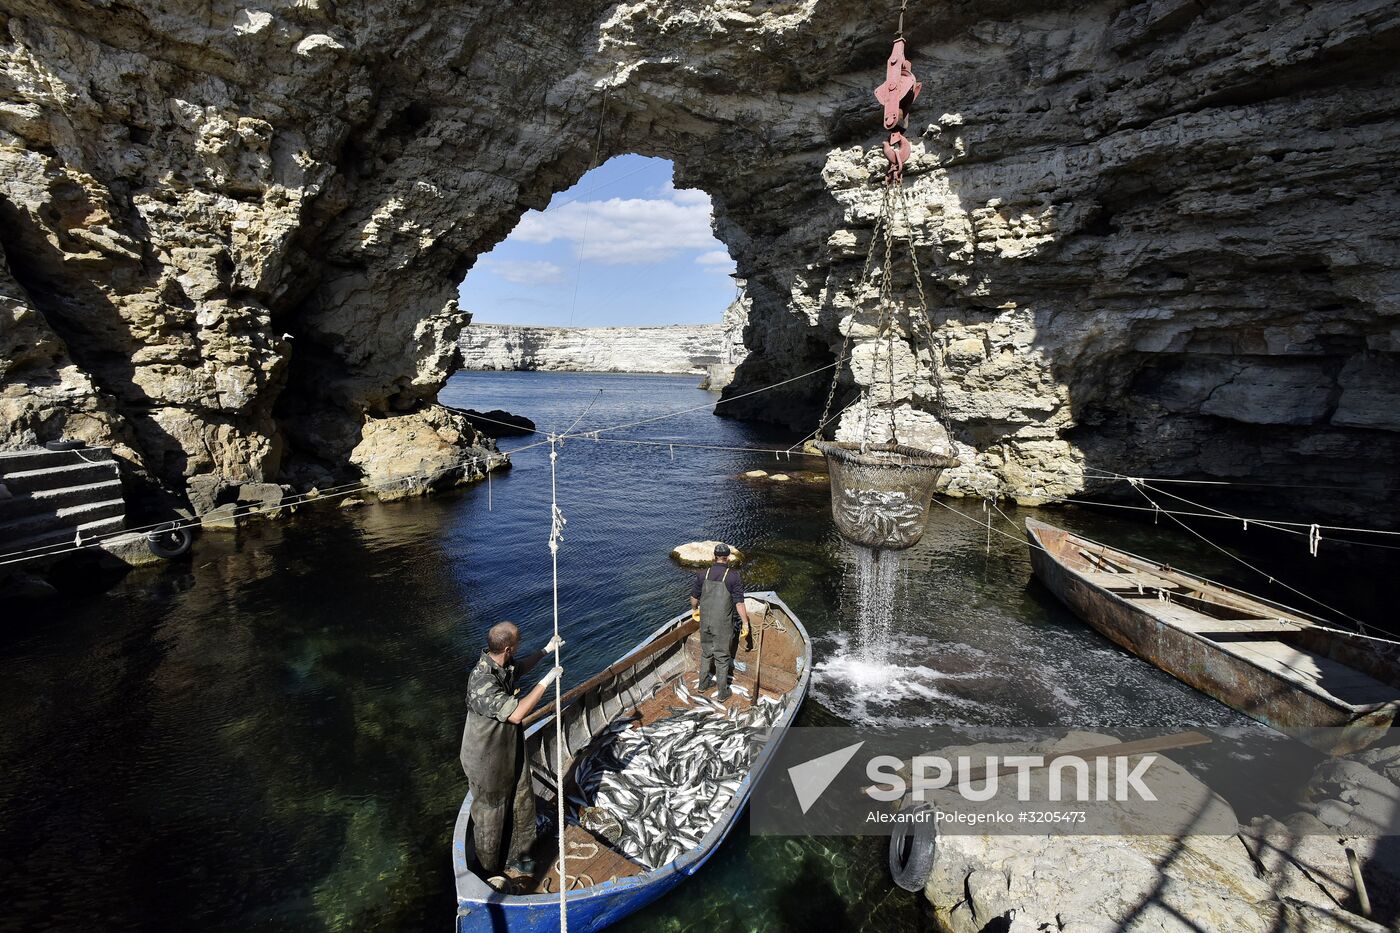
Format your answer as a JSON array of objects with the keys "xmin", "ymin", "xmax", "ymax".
[{"xmin": 568, "ymin": 688, "xmax": 785, "ymax": 869}]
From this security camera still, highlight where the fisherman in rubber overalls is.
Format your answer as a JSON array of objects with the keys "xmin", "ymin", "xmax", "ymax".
[
  {"xmin": 460, "ymin": 621, "xmax": 562, "ymax": 882},
  {"xmin": 690, "ymin": 543, "xmax": 751, "ymax": 701}
]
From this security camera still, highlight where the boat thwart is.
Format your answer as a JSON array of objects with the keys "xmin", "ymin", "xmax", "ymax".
[
  {"xmin": 1025, "ymin": 518, "xmax": 1400, "ymax": 754},
  {"xmin": 453, "ymin": 590, "xmax": 812, "ymax": 932}
]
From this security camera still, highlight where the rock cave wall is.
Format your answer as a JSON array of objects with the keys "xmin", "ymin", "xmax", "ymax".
[{"xmin": 1, "ymin": 0, "xmax": 1397, "ymax": 520}]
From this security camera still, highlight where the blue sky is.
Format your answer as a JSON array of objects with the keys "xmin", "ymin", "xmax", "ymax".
[{"xmin": 458, "ymin": 155, "xmax": 739, "ymax": 328}]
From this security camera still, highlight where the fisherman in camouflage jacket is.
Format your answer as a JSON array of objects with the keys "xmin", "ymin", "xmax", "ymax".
[{"xmin": 460, "ymin": 621, "xmax": 562, "ymax": 880}]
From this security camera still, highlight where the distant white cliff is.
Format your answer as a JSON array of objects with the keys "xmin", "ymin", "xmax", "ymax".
[{"xmin": 460, "ymin": 293, "xmax": 749, "ymax": 386}]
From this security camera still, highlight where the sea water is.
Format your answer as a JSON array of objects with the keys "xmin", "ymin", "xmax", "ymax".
[{"xmin": 1, "ymin": 370, "xmax": 1392, "ymax": 933}]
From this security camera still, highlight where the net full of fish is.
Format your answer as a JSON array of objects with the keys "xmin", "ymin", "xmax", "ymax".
[{"xmin": 566, "ymin": 691, "xmax": 785, "ymax": 870}]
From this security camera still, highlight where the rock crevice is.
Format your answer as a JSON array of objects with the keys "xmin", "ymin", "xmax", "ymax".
[{"xmin": 0, "ymin": 0, "xmax": 1396, "ymax": 521}]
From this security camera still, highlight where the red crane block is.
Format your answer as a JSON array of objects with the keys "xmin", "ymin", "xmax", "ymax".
[{"xmin": 873, "ymin": 38, "xmax": 922, "ymax": 184}]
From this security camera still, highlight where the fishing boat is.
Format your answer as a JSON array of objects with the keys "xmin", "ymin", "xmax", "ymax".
[
  {"xmin": 452, "ymin": 590, "xmax": 812, "ymax": 932},
  {"xmin": 1026, "ymin": 518, "xmax": 1400, "ymax": 754}
]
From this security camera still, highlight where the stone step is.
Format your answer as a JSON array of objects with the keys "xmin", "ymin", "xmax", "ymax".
[
  {"xmin": 0, "ymin": 447, "xmax": 112, "ymax": 475},
  {"xmin": 0, "ymin": 498, "xmax": 126, "ymax": 549},
  {"xmin": 0, "ymin": 515, "xmax": 128, "ymax": 560},
  {"xmin": 0, "ymin": 460, "xmax": 120, "ymax": 494},
  {"xmin": 0, "ymin": 479, "xmax": 126, "ymax": 520}
]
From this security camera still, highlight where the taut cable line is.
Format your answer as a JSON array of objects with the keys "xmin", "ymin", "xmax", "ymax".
[
  {"xmin": 547, "ymin": 435, "xmax": 569, "ymax": 928},
  {"xmin": 0, "ymin": 359, "xmax": 844, "ymax": 567},
  {"xmin": 1122, "ymin": 480, "xmax": 1374, "ymax": 633},
  {"xmin": 930, "ymin": 494, "xmax": 1396, "ymax": 644}
]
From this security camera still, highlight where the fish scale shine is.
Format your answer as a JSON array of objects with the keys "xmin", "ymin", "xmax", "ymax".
[{"xmin": 570, "ymin": 694, "xmax": 785, "ymax": 869}]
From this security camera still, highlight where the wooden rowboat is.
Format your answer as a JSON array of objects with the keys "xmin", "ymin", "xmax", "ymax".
[
  {"xmin": 1026, "ymin": 518, "xmax": 1400, "ymax": 754},
  {"xmin": 452, "ymin": 591, "xmax": 812, "ymax": 932}
]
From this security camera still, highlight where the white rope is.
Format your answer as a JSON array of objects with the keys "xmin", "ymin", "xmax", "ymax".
[
  {"xmin": 0, "ymin": 444, "xmax": 532, "ymax": 566},
  {"xmin": 1124, "ymin": 481, "xmax": 1371, "ymax": 632},
  {"xmin": 452, "ymin": 360, "xmax": 845, "ymax": 446},
  {"xmin": 1033, "ymin": 495, "xmax": 1400, "ymax": 553},
  {"xmin": 1084, "ymin": 468, "xmax": 1400, "ymax": 538},
  {"xmin": 570, "ymin": 357, "xmax": 845, "ymax": 438},
  {"xmin": 547, "ymin": 436, "xmax": 568, "ymax": 928},
  {"xmin": 932, "ymin": 494, "xmax": 1400, "ymax": 645},
  {"xmin": 0, "ymin": 358, "xmax": 844, "ymax": 568},
  {"xmin": 1081, "ymin": 466, "xmax": 1399, "ymax": 496}
]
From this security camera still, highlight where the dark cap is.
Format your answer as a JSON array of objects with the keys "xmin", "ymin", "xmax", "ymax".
[{"xmin": 713, "ymin": 543, "xmax": 731, "ymax": 557}]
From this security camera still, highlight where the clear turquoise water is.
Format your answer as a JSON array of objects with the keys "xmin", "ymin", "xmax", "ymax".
[{"xmin": 0, "ymin": 371, "xmax": 1391, "ymax": 932}]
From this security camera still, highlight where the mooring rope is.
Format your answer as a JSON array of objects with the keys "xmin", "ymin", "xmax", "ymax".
[
  {"xmin": 932, "ymin": 493, "xmax": 1400, "ymax": 644},
  {"xmin": 1122, "ymin": 480, "xmax": 1374, "ymax": 633},
  {"xmin": 1080, "ymin": 466, "xmax": 1398, "ymax": 496},
  {"xmin": 1030, "ymin": 493, "xmax": 1400, "ymax": 554},
  {"xmin": 1082, "ymin": 468, "xmax": 1400, "ymax": 540},
  {"xmin": 0, "ymin": 358, "xmax": 848, "ymax": 567},
  {"xmin": 0, "ymin": 443, "xmax": 539, "ymax": 566},
  {"xmin": 547, "ymin": 435, "xmax": 569, "ymax": 928}
]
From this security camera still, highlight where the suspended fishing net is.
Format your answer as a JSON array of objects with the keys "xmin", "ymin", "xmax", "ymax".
[{"xmin": 815, "ymin": 441, "xmax": 958, "ymax": 550}]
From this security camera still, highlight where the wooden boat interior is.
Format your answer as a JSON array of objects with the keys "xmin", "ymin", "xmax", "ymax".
[
  {"xmin": 1035, "ymin": 523, "xmax": 1400, "ymax": 711},
  {"xmin": 466, "ymin": 597, "xmax": 807, "ymax": 895}
]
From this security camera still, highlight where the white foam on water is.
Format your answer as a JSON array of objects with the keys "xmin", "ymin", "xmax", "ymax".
[{"xmin": 813, "ymin": 632, "xmax": 995, "ymax": 725}]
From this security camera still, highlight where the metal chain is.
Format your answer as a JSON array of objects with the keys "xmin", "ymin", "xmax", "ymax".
[
  {"xmin": 896, "ymin": 184, "xmax": 950, "ymax": 427},
  {"xmin": 881, "ymin": 200, "xmax": 899, "ymax": 445},
  {"xmin": 864, "ymin": 286, "xmax": 892, "ymax": 451},
  {"xmin": 816, "ymin": 186, "xmax": 894, "ymax": 438},
  {"xmin": 863, "ymin": 199, "xmax": 901, "ymax": 450}
]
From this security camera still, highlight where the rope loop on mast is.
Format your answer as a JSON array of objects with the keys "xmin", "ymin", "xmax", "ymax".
[{"xmin": 546, "ymin": 434, "xmax": 568, "ymax": 929}]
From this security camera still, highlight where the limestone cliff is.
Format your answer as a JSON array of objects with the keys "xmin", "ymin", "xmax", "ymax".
[
  {"xmin": 1, "ymin": 1, "xmax": 1397, "ymax": 521},
  {"xmin": 459, "ymin": 323, "xmax": 733, "ymax": 375}
]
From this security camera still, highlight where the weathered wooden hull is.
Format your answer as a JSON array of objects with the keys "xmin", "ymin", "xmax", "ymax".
[
  {"xmin": 1026, "ymin": 520, "xmax": 1398, "ymax": 754},
  {"xmin": 453, "ymin": 591, "xmax": 812, "ymax": 932}
]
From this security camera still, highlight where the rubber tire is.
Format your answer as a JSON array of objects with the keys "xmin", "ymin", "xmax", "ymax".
[
  {"xmin": 146, "ymin": 526, "xmax": 193, "ymax": 559},
  {"xmin": 889, "ymin": 805, "xmax": 938, "ymax": 892},
  {"xmin": 44, "ymin": 440, "xmax": 85, "ymax": 451}
]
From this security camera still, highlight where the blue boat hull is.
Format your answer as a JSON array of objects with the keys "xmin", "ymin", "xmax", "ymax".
[
  {"xmin": 456, "ymin": 859, "xmax": 692, "ymax": 933},
  {"xmin": 453, "ymin": 592, "xmax": 811, "ymax": 933}
]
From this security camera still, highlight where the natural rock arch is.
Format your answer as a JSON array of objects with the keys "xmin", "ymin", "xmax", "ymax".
[{"xmin": 2, "ymin": 0, "xmax": 1398, "ymax": 522}]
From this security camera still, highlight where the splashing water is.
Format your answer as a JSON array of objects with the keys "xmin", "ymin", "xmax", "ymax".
[{"xmin": 848, "ymin": 544, "xmax": 903, "ymax": 667}]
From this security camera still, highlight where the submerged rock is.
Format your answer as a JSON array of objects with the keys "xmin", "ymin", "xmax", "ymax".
[
  {"xmin": 96, "ymin": 532, "xmax": 166, "ymax": 568},
  {"xmin": 670, "ymin": 541, "xmax": 744, "ymax": 567},
  {"xmin": 200, "ymin": 503, "xmax": 240, "ymax": 532}
]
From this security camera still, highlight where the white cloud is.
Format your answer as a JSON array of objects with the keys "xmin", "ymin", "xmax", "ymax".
[
  {"xmin": 481, "ymin": 259, "xmax": 565, "ymax": 285},
  {"xmin": 512, "ymin": 189, "xmax": 720, "ymax": 265},
  {"xmin": 654, "ymin": 179, "xmax": 713, "ymax": 207},
  {"xmin": 695, "ymin": 249, "xmax": 733, "ymax": 267},
  {"xmin": 696, "ymin": 249, "xmax": 737, "ymax": 277}
]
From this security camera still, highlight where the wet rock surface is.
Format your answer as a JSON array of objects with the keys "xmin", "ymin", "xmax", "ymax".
[
  {"xmin": 671, "ymin": 541, "xmax": 744, "ymax": 567},
  {"xmin": 0, "ymin": 1, "xmax": 1396, "ymax": 522},
  {"xmin": 923, "ymin": 733, "xmax": 1394, "ymax": 933}
]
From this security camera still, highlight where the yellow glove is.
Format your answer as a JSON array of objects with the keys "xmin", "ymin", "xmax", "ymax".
[
  {"xmin": 740, "ymin": 619, "xmax": 751, "ymax": 640},
  {"xmin": 691, "ymin": 607, "xmax": 701, "ymax": 622}
]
